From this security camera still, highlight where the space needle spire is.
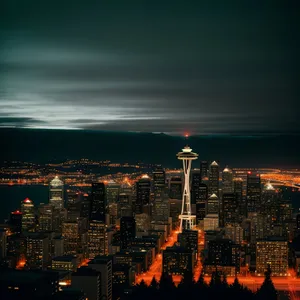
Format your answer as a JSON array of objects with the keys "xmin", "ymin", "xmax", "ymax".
[{"xmin": 177, "ymin": 141, "xmax": 198, "ymax": 231}]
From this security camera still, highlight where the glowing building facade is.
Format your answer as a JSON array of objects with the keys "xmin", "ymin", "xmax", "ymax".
[
  {"xmin": 49, "ymin": 176, "xmax": 64, "ymax": 209},
  {"xmin": 21, "ymin": 198, "xmax": 36, "ymax": 232}
]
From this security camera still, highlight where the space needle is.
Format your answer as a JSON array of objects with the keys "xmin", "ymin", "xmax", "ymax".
[{"xmin": 177, "ymin": 143, "xmax": 198, "ymax": 231}]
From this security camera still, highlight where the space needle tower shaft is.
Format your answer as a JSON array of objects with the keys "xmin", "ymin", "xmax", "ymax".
[{"xmin": 177, "ymin": 145, "xmax": 198, "ymax": 231}]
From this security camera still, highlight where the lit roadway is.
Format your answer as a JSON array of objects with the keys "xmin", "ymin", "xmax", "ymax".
[{"xmin": 136, "ymin": 228, "xmax": 300, "ymax": 298}]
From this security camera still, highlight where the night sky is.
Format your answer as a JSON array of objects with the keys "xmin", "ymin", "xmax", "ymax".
[{"xmin": 0, "ymin": 1, "xmax": 299, "ymax": 135}]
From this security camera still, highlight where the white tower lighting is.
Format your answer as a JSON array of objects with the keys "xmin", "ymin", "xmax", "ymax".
[{"xmin": 177, "ymin": 145, "xmax": 198, "ymax": 231}]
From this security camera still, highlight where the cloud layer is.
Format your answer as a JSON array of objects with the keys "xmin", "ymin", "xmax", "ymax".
[{"xmin": 0, "ymin": 1, "xmax": 298, "ymax": 134}]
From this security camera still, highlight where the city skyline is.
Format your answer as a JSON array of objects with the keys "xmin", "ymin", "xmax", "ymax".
[{"xmin": 1, "ymin": 1, "xmax": 299, "ymax": 135}]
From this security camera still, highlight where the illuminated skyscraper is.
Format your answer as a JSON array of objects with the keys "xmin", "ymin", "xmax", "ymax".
[
  {"xmin": 169, "ymin": 177, "xmax": 182, "ymax": 200},
  {"xmin": 91, "ymin": 182, "xmax": 107, "ymax": 223},
  {"xmin": 221, "ymin": 193, "xmax": 238, "ymax": 226},
  {"xmin": 153, "ymin": 168, "xmax": 166, "ymax": 195},
  {"xmin": 21, "ymin": 198, "xmax": 36, "ymax": 232},
  {"xmin": 246, "ymin": 172, "xmax": 261, "ymax": 216},
  {"xmin": 233, "ymin": 177, "xmax": 244, "ymax": 219},
  {"xmin": 208, "ymin": 161, "xmax": 219, "ymax": 197},
  {"xmin": 191, "ymin": 170, "xmax": 201, "ymax": 205},
  {"xmin": 49, "ymin": 176, "xmax": 64, "ymax": 209},
  {"xmin": 177, "ymin": 145, "xmax": 198, "ymax": 231},
  {"xmin": 120, "ymin": 216, "xmax": 136, "ymax": 249},
  {"xmin": 38, "ymin": 204, "xmax": 54, "ymax": 232},
  {"xmin": 222, "ymin": 166, "xmax": 233, "ymax": 194},
  {"xmin": 206, "ymin": 193, "xmax": 219, "ymax": 215},
  {"xmin": 196, "ymin": 183, "xmax": 208, "ymax": 223},
  {"xmin": 135, "ymin": 175, "xmax": 151, "ymax": 215},
  {"xmin": 88, "ymin": 221, "xmax": 108, "ymax": 258},
  {"xmin": 200, "ymin": 161, "xmax": 209, "ymax": 181},
  {"xmin": 256, "ymin": 238, "xmax": 288, "ymax": 276},
  {"xmin": 26, "ymin": 233, "xmax": 49, "ymax": 269},
  {"xmin": 106, "ymin": 181, "xmax": 120, "ymax": 204}
]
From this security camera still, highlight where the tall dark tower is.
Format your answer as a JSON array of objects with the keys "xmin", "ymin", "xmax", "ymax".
[
  {"xmin": 9, "ymin": 210, "xmax": 22, "ymax": 234},
  {"xmin": 222, "ymin": 167, "xmax": 233, "ymax": 194},
  {"xmin": 135, "ymin": 175, "xmax": 151, "ymax": 215},
  {"xmin": 191, "ymin": 171, "xmax": 201, "ymax": 205},
  {"xmin": 208, "ymin": 161, "xmax": 219, "ymax": 197},
  {"xmin": 233, "ymin": 178, "xmax": 244, "ymax": 220},
  {"xmin": 200, "ymin": 161, "xmax": 208, "ymax": 181},
  {"xmin": 91, "ymin": 182, "xmax": 107, "ymax": 223},
  {"xmin": 246, "ymin": 172, "xmax": 261, "ymax": 216},
  {"xmin": 120, "ymin": 216, "xmax": 136, "ymax": 249},
  {"xmin": 196, "ymin": 183, "xmax": 208, "ymax": 223}
]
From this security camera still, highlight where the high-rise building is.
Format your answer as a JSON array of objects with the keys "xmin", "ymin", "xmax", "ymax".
[
  {"xmin": 88, "ymin": 221, "xmax": 108, "ymax": 259},
  {"xmin": 222, "ymin": 193, "xmax": 238, "ymax": 227},
  {"xmin": 256, "ymin": 238, "xmax": 288, "ymax": 276},
  {"xmin": 49, "ymin": 176, "xmax": 64, "ymax": 209},
  {"xmin": 246, "ymin": 172, "xmax": 261, "ymax": 216},
  {"xmin": 26, "ymin": 233, "xmax": 49, "ymax": 269},
  {"xmin": 153, "ymin": 168, "xmax": 166, "ymax": 195},
  {"xmin": 0, "ymin": 229, "xmax": 7, "ymax": 259},
  {"xmin": 88, "ymin": 256, "xmax": 113, "ymax": 300},
  {"xmin": 177, "ymin": 145, "xmax": 198, "ymax": 231},
  {"xmin": 233, "ymin": 178, "xmax": 244, "ymax": 219},
  {"xmin": 191, "ymin": 171, "xmax": 201, "ymax": 205},
  {"xmin": 62, "ymin": 221, "xmax": 82, "ymax": 255},
  {"xmin": 120, "ymin": 216, "xmax": 136, "ymax": 249},
  {"xmin": 135, "ymin": 175, "xmax": 151, "ymax": 215},
  {"xmin": 91, "ymin": 182, "xmax": 107, "ymax": 223},
  {"xmin": 9, "ymin": 210, "xmax": 22, "ymax": 234},
  {"xmin": 203, "ymin": 214, "xmax": 219, "ymax": 231},
  {"xmin": 208, "ymin": 161, "xmax": 219, "ymax": 197},
  {"xmin": 153, "ymin": 188, "xmax": 169, "ymax": 223},
  {"xmin": 118, "ymin": 193, "xmax": 132, "ymax": 217},
  {"xmin": 169, "ymin": 177, "xmax": 182, "ymax": 200},
  {"xmin": 106, "ymin": 181, "xmax": 120, "ymax": 204},
  {"xmin": 200, "ymin": 161, "xmax": 209, "ymax": 181},
  {"xmin": 206, "ymin": 193, "xmax": 219, "ymax": 215},
  {"xmin": 21, "ymin": 198, "xmax": 36, "ymax": 232},
  {"xmin": 222, "ymin": 167, "xmax": 233, "ymax": 194},
  {"xmin": 71, "ymin": 267, "xmax": 101, "ymax": 300},
  {"xmin": 38, "ymin": 204, "xmax": 54, "ymax": 232},
  {"xmin": 163, "ymin": 246, "xmax": 195, "ymax": 275},
  {"xmin": 196, "ymin": 183, "xmax": 208, "ymax": 222},
  {"xmin": 81, "ymin": 193, "xmax": 91, "ymax": 219},
  {"xmin": 66, "ymin": 190, "xmax": 82, "ymax": 209},
  {"xmin": 178, "ymin": 229, "xmax": 198, "ymax": 253}
]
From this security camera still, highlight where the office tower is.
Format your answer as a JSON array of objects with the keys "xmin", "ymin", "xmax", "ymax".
[
  {"xmin": 233, "ymin": 177, "xmax": 244, "ymax": 219},
  {"xmin": 224, "ymin": 224, "xmax": 243, "ymax": 244},
  {"xmin": 120, "ymin": 216, "xmax": 136, "ymax": 249},
  {"xmin": 206, "ymin": 193, "xmax": 219, "ymax": 215},
  {"xmin": 246, "ymin": 172, "xmax": 261, "ymax": 216},
  {"xmin": 26, "ymin": 233, "xmax": 49, "ymax": 269},
  {"xmin": 178, "ymin": 229, "xmax": 198, "ymax": 253},
  {"xmin": 72, "ymin": 267, "xmax": 101, "ymax": 300},
  {"xmin": 88, "ymin": 256, "xmax": 113, "ymax": 300},
  {"xmin": 135, "ymin": 213, "xmax": 151, "ymax": 233},
  {"xmin": 208, "ymin": 161, "xmax": 219, "ymax": 197},
  {"xmin": 261, "ymin": 183, "xmax": 279, "ymax": 236},
  {"xmin": 169, "ymin": 177, "xmax": 182, "ymax": 200},
  {"xmin": 21, "ymin": 198, "xmax": 36, "ymax": 232},
  {"xmin": 91, "ymin": 182, "xmax": 107, "ymax": 223},
  {"xmin": 88, "ymin": 221, "xmax": 108, "ymax": 258},
  {"xmin": 153, "ymin": 168, "xmax": 166, "ymax": 195},
  {"xmin": 205, "ymin": 239, "xmax": 240, "ymax": 275},
  {"xmin": 52, "ymin": 255, "xmax": 77, "ymax": 272},
  {"xmin": 106, "ymin": 180, "xmax": 120, "ymax": 204},
  {"xmin": 222, "ymin": 193, "xmax": 238, "ymax": 227},
  {"xmin": 196, "ymin": 183, "xmax": 208, "ymax": 223},
  {"xmin": 163, "ymin": 246, "xmax": 195, "ymax": 275},
  {"xmin": 200, "ymin": 161, "xmax": 209, "ymax": 181},
  {"xmin": 118, "ymin": 193, "xmax": 132, "ymax": 217},
  {"xmin": 222, "ymin": 166, "xmax": 233, "ymax": 194},
  {"xmin": 256, "ymin": 238, "xmax": 288, "ymax": 276},
  {"xmin": 49, "ymin": 176, "xmax": 64, "ymax": 209},
  {"xmin": 9, "ymin": 210, "xmax": 22, "ymax": 234},
  {"xmin": 135, "ymin": 175, "xmax": 151, "ymax": 215},
  {"xmin": 153, "ymin": 188, "xmax": 170, "ymax": 223},
  {"xmin": 191, "ymin": 170, "xmax": 201, "ymax": 205},
  {"xmin": 38, "ymin": 204, "xmax": 54, "ymax": 232},
  {"xmin": 177, "ymin": 145, "xmax": 198, "ymax": 231},
  {"xmin": 62, "ymin": 221, "xmax": 83, "ymax": 255},
  {"xmin": 203, "ymin": 214, "xmax": 219, "ymax": 231},
  {"xmin": 108, "ymin": 203, "xmax": 118, "ymax": 225},
  {"xmin": 81, "ymin": 193, "xmax": 91, "ymax": 219},
  {"xmin": 297, "ymin": 214, "xmax": 300, "ymax": 231},
  {"xmin": 66, "ymin": 190, "xmax": 82, "ymax": 209}
]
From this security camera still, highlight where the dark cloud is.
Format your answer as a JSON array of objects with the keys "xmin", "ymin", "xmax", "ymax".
[{"xmin": 0, "ymin": 1, "xmax": 299, "ymax": 134}]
